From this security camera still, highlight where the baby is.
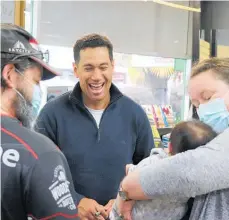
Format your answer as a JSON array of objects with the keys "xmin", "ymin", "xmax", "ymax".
[{"xmin": 110, "ymin": 120, "xmax": 217, "ymax": 220}]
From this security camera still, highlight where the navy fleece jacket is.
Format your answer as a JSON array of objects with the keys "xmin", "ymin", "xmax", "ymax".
[{"xmin": 34, "ymin": 83, "xmax": 154, "ymax": 205}]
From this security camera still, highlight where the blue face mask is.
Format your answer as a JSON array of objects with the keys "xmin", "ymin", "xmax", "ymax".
[
  {"xmin": 31, "ymin": 84, "xmax": 42, "ymax": 117},
  {"xmin": 197, "ymin": 98, "xmax": 229, "ymax": 133},
  {"xmin": 14, "ymin": 84, "xmax": 42, "ymax": 117},
  {"xmin": 14, "ymin": 68, "xmax": 42, "ymax": 117}
]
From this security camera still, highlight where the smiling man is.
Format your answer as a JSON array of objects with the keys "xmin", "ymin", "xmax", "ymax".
[{"xmin": 34, "ymin": 34, "xmax": 154, "ymax": 220}]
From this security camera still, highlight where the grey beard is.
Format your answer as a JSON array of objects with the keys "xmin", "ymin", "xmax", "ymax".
[{"xmin": 14, "ymin": 92, "xmax": 35, "ymax": 129}]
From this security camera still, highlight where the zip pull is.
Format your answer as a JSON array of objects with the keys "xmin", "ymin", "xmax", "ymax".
[{"xmin": 97, "ymin": 129, "xmax": 100, "ymax": 142}]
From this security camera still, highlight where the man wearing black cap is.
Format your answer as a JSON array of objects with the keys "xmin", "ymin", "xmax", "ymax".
[{"xmin": 1, "ymin": 24, "xmax": 80, "ymax": 220}]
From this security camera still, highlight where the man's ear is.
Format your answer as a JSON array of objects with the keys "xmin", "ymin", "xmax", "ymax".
[
  {"xmin": 72, "ymin": 62, "xmax": 79, "ymax": 78},
  {"xmin": 1, "ymin": 64, "xmax": 17, "ymax": 88}
]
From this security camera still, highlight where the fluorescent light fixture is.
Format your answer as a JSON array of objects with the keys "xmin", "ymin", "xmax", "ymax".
[{"xmin": 152, "ymin": 0, "xmax": 201, "ymax": 13}]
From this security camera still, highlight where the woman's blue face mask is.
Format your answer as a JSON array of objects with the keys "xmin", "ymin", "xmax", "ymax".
[{"xmin": 197, "ymin": 97, "xmax": 229, "ymax": 133}]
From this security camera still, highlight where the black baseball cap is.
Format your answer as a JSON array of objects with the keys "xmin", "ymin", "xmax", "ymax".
[{"xmin": 1, "ymin": 23, "xmax": 59, "ymax": 80}]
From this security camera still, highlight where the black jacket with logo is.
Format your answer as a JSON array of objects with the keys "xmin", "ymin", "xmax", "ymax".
[{"xmin": 1, "ymin": 115, "xmax": 79, "ymax": 220}]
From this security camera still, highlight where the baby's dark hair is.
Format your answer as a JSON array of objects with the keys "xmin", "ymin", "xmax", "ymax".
[{"xmin": 170, "ymin": 120, "xmax": 217, "ymax": 155}]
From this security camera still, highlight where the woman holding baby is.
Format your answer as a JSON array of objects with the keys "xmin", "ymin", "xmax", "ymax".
[{"xmin": 111, "ymin": 58, "xmax": 229, "ymax": 220}]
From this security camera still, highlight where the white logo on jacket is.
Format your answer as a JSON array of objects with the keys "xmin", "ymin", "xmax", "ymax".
[
  {"xmin": 49, "ymin": 165, "xmax": 76, "ymax": 210},
  {"xmin": 0, "ymin": 146, "xmax": 20, "ymax": 167}
]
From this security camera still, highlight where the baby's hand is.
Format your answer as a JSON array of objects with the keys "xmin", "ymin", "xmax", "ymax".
[
  {"xmin": 122, "ymin": 210, "xmax": 133, "ymax": 220},
  {"xmin": 126, "ymin": 164, "xmax": 135, "ymax": 175}
]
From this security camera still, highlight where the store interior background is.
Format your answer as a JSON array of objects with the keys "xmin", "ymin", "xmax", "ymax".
[{"xmin": 1, "ymin": 0, "xmax": 229, "ymax": 145}]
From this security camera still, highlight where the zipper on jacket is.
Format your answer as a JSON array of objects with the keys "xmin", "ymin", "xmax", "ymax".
[
  {"xmin": 97, "ymin": 129, "xmax": 100, "ymax": 142},
  {"xmin": 95, "ymin": 95, "xmax": 122, "ymax": 142},
  {"xmin": 83, "ymin": 107, "xmax": 100, "ymax": 142},
  {"xmin": 71, "ymin": 94, "xmax": 122, "ymax": 143}
]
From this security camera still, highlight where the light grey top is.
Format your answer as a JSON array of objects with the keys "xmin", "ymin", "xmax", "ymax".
[
  {"xmin": 130, "ymin": 148, "xmax": 188, "ymax": 220},
  {"xmin": 139, "ymin": 128, "xmax": 229, "ymax": 220},
  {"xmin": 110, "ymin": 148, "xmax": 188, "ymax": 220}
]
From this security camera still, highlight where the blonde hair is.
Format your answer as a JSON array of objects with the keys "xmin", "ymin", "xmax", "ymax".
[{"xmin": 191, "ymin": 58, "xmax": 229, "ymax": 84}]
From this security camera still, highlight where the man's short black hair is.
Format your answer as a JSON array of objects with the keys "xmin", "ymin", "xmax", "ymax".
[
  {"xmin": 73, "ymin": 33, "xmax": 113, "ymax": 63},
  {"xmin": 170, "ymin": 120, "xmax": 217, "ymax": 155}
]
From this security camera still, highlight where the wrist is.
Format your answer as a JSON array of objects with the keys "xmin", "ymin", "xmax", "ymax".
[
  {"xmin": 113, "ymin": 199, "xmax": 124, "ymax": 220},
  {"xmin": 115, "ymin": 195, "xmax": 135, "ymax": 220},
  {"xmin": 118, "ymin": 181, "xmax": 131, "ymax": 201}
]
